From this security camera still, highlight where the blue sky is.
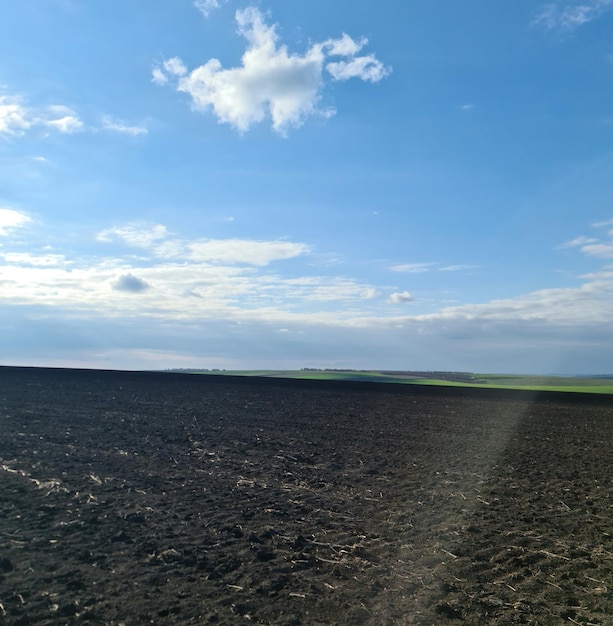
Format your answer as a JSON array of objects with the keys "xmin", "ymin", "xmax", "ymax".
[{"xmin": 1, "ymin": 0, "xmax": 612, "ymax": 374}]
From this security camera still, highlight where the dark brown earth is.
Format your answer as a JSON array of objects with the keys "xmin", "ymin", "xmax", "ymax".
[{"xmin": 0, "ymin": 367, "xmax": 612, "ymax": 625}]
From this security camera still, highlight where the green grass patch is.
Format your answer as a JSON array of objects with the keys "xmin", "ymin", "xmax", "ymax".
[
  {"xmin": 177, "ymin": 369, "xmax": 613, "ymax": 394},
  {"xmin": 405, "ymin": 379, "xmax": 613, "ymax": 394}
]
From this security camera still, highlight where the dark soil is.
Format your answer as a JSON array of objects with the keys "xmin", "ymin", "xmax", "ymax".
[{"xmin": 0, "ymin": 367, "xmax": 612, "ymax": 625}]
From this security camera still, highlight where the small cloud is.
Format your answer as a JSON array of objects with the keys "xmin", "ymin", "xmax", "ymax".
[
  {"xmin": 154, "ymin": 7, "xmax": 390, "ymax": 134},
  {"xmin": 460, "ymin": 104, "xmax": 474, "ymax": 111},
  {"xmin": 0, "ymin": 95, "xmax": 31, "ymax": 136},
  {"xmin": 559, "ymin": 235, "xmax": 598, "ymax": 249},
  {"xmin": 42, "ymin": 106, "xmax": 83, "ymax": 133},
  {"xmin": 31, "ymin": 155, "xmax": 48, "ymax": 162},
  {"xmin": 97, "ymin": 221, "xmax": 310, "ymax": 266},
  {"xmin": 592, "ymin": 218, "xmax": 613, "ymax": 228},
  {"xmin": 361, "ymin": 287, "xmax": 378, "ymax": 300},
  {"xmin": 101, "ymin": 116, "xmax": 148, "ymax": 136},
  {"xmin": 387, "ymin": 291, "xmax": 414, "ymax": 304},
  {"xmin": 0, "ymin": 208, "xmax": 31, "ymax": 236},
  {"xmin": 1, "ymin": 252, "xmax": 69, "ymax": 267},
  {"xmin": 277, "ymin": 328, "xmax": 290, "ymax": 333},
  {"xmin": 326, "ymin": 53, "xmax": 390, "ymax": 83},
  {"xmin": 152, "ymin": 68, "xmax": 168, "ymax": 86},
  {"xmin": 44, "ymin": 115, "xmax": 83, "ymax": 133},
  {"xmin": 533, "ymin": 1, "xmax": 613, "ymax": 32},
  {"xmin": 560, "ymin": 222, "xmax": 613, "ymax": 258},
  {"xmin": 152, "ymin": 57, "xmax": 188, "ymax": 85},
  {"xmin": 1, "ymin": 96, "xmax": 86, "ymax": 136},
  {"xmin": 186, "ymin": 238, "xmax": 310, "ymax": 266},
  {"xmin": 113, "ymin": 273, "xmax": 151, "ymax": 293},
  {"xmin": 164, "ymin": 57, "xmax": 188, "ymax": 77},
  {"xmin": 324, "ymin": 33, "xmax": 367, "ymax": 57},
  {"xmin": 438, "ymin": 264, "xmax": 478, "ymax": 272},
  {"xmin": 97, "ymin": 222, "xmax": 169, "ymax": 248},
  {"xmin": 390, "ymin": 262, "xmax": 436, "ymax": 273},
  {"xmin": 581, "ymin": 242, "xmax": 613, "ymax": 258},
  {"xmin": 194, "ymin": 0, "xmax": 226, "ymax": 18}
]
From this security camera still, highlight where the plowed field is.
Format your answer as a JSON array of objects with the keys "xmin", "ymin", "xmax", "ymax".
[{"xmin": 1, "ymin": 367, "xmax": 612, "ymax": 625}]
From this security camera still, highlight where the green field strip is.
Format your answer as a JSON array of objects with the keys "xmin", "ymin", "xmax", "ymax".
[
  {"xmin": 404, "ymin": 379, "xmax": 613, "ymax": 394},
  {"xmin": 182, "ymin": 370, "xmax": 613, "ymax": 394}
]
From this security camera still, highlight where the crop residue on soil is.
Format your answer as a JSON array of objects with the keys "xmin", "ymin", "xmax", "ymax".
[{"xmin": 0, "ymin": 367, "xmax": 612, "ymax": 625}]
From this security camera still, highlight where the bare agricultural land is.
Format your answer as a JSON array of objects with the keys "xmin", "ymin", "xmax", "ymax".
[{"xmin": 0, "ymin": 367, "xmax": 612, "ymax": 625}]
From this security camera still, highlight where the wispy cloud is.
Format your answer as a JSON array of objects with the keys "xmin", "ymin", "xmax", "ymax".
[
  {"xmin": 390, "ymin": 262, "xmax": 476, "ymax": 273},
  {"xmin": 0, "ymin": 208, "xmax": 31, "ymax": 236},
  {"xmin": 561, "ymin": 220, "xmax": 613, "ymax": 258},
  {"xmin": 0, "ymin": 95, "xmax": 31, "ymax": 136},
  {"xmin": 0, "ymin": 252, "xmax": 70, "ymax": 267},
  {"xmin": 97, "ymin": 221, "xmax": 310, "ymax": 266},
  {"xmin": 97, "ymin": 222, "xmax": 169, "ymax": 248},
  {"xmin": 387, "ymin": 290, "xmax": 414, "ymax": 304},
  {"xmin": 592, "ymin": 218, "xmax": 613, "ymax": 228},
  {"xmin": 413, "ymin": 268, "xmax": 613, "ymax": 325},
  {"xmin": 389, "ymin": 262, "xmax": 436, "ymax": 273},
  {"xmin": 1, "ymin": 90, "xmax": 148, "ymax": 139},
  {"xmin": 534, "ymin": 0, "xmax": 613, "ymax": 31},
  {"xmin": 559, "ymin": 235, "xmax": 598, "ymax": 248},
  {"xmin": 0, "ymin": 98, "xmax": 82, "ymax": 135},
  {"xmin": 153, "ymin": 7, "xmax": 390, "ymax": 134},
  {"xmin": 580, "ymin": 242, "xmax": 613, "ymax": 258},
  {"xmin": 194, "ymin": 0, "xmax": 226, "ymax": 18},
  {"xmin": 438, "ymin": 264, "xmax": 478, "ymax": 272},
  {"xmin": 42, "ymin": 105, "xmax": 83, "ymax": 133},
  {"xmin": 100, "ymin": 116, "xmax": 148, "ymax": 136}
]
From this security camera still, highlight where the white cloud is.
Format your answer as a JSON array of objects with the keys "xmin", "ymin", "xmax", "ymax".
[
  {"xmin": 361, "ymin": 287, "xmax": 378, "ymax": 300},
  {"xmin": 97, "ymin": 222, "xmax": 169, "ymax": 248},
  {"xmin": 0, "ymin": 252, "xmax": 69, "ymax": 267},
  {"xmin": 412, "ymin": 270, "xmax": 613, "ymax": 325},
  {"xmin": 534, "ymin": 0, "xmax": 613, "ymax": 31},
  {"xmin": 152, "ymin": 68, "xmax": 168, "ymax": 86},
  {"xmin": 562, "ymin": 222, "xmax": 613, "ymax": 258},
  {"xmin": 194, "ymin": 0, "xmax": 226, "ymax": 19},
  {"xmin": 390, "ymin": 262, "xmax": 436, "ymax": 273},
  {"xmin": 592, "ymin": 218, "xmax": 613, "ymax": 228},
  {"xmin": 42, "ymin": 106, "xmax": 83, "ymax": 133},
  {"xmin": 580, "ymin": 242, "xmax": 613, "ymax": 258},
  {"xmin": 2, "ymin": 90, "xmax": 143, "ymax": 138},
  {"xmin": 4, "ymin": 218, "xmax": 613, "ymax": 374},
  {"xmin": 324, "ymin": 33, "xmax": 367, "ymax": 57},
  {"xmin": 0, "ymin": 95, "xmax": 31, "ymax": 136},
  {"xmin": 163, "ymin": 57, "xmax": 187, "ymax": 77},
  {"xmin": 0, "ymin": 208, "xmax": 31, "ymax": 236},
  {"xmin": 387, "ymin": 291, "xmax": 414, "ymax": 304},
  {"xmin": 185, "ymin": 239, "xmax": 310, "ymax": 265},
  {"xmin": 44, "ymin": 115, "xmax": 83, "ymax": 133},
  {"xmin": 101, "ymin": 116, "xmax": 148, "ymax": 136},
  {"xmin": 0, "ymin": 95, "xmax": 82, "ymax": 136},
  {"xmin": 560, "ymin": 235, "xmax": 598, "ymax": 248},
  {"xmin": 326, "ymin": 54, "xmax": 390, "ymax": 83},
  {"xmin": 154, "ymin": 7, "xmax": 390, "ymax": 133},
  {"xmin": 97, "ymin": 221, "xmax": 310, "ymax": 266},
  {"xmin": 438, "ymin": 264, "xmax": 478, "ymax": 272}
]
